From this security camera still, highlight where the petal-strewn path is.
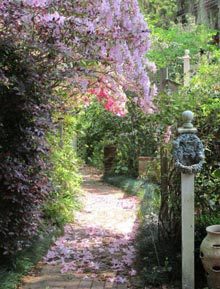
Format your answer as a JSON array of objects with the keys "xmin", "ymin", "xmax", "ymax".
[{"xmin": 20, "ymin": 166, "xmax": 140, "ymax": 289}]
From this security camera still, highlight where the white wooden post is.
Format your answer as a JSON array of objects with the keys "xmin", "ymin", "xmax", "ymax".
[
  {"xmin": 181, "ymin": 173, "xmax": 195, "ymax": 289},
  {"xmin": 183, "ymin": 50, "xmax": 191, "ymax": 86},
  {"xmin": 173, "ymin": 111, "xmax": 205, "ymax": 289},
  {"xmin": 179, "ymin": 111, "xmax": 195, "ymax": 289}
]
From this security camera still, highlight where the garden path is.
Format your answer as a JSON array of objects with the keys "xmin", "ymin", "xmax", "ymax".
[{"xmin": 19, "ymin": 166, "xmax": 140, "ymax": 289}]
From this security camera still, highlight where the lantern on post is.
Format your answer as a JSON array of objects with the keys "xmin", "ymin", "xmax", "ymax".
[{"xmin": 173, "ymin": 110, "xmax": 205, "ymax": 289}]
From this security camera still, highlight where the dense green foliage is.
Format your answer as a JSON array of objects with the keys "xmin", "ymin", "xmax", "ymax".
[
  {"xmin": 77, "ymin": 96, "xmax": 159, "ymax": 176},
  {"xmin": 148, "ymin": 22, "xmax": 215, "ymax": 67},
  {"xmin": 139, "ymin": 0, "xmax": 177, "ymax": 27},
  {"xmin": 45, "ymin": 114, "xmax": 82, "ymax": 227}
]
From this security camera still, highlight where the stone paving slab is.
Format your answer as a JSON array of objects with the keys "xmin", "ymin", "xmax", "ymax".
[
  {"xmin": 22, "ymin": 278, "xmax": 126, "ymax": 289},
  {"xmin": 22, "ymin": 274, "xmax": 130, "ymax": 288},
  {"xmin": 20, "ymin": 264, "xmax": 127, "ymax": 289}
]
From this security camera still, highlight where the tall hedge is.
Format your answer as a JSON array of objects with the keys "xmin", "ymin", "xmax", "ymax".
[{"xmin": 0, "ymin": 41, "xmax": 51, "ymax": 256}]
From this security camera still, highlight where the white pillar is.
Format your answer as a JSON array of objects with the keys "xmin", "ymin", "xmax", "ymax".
[
  {"xmin": 181, "ymin": 173, "xmax": 195, "ymax": 289},
  {"xmin": 174, "ymin": 111, "xmax": 204, "ymax": 289},
  {"xmin": 183, "ymin": 50, "xmax": 191, "ymax": 86}
]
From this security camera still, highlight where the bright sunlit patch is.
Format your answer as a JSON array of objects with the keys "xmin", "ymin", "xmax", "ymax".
[{"xmin": 44, "ymin": 168, "xmax": 139, "ymax": 284}]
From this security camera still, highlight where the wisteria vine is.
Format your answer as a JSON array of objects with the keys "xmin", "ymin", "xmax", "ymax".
[{"xmin": 0, "ymin": 0, "xmax": 156, "ymax": 115}]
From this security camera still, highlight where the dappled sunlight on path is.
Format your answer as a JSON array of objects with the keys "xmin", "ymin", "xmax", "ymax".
[{"xmin": 20, "ymin": 166, "xmax": 140, "ymax": 289}]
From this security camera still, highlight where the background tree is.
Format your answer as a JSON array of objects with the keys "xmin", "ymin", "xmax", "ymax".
[{"xmin": 139, "ymin": 0, "xmax": 177, "ymax": 27}]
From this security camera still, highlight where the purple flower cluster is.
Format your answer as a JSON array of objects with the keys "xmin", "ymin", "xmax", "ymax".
[{"xmin": 0, "ymin": 0, "xmax": 156, "ymax": 115}]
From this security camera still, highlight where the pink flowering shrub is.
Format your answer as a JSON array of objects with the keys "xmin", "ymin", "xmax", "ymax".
[{"xmin": 0, "ymin": 0, "xmax": 155, "ymax": 115}]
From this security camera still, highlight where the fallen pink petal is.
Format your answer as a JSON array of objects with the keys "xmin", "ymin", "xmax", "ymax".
[{"xmin": 42, "ymin": 167, "xmax": 140, "ymax": 285}]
